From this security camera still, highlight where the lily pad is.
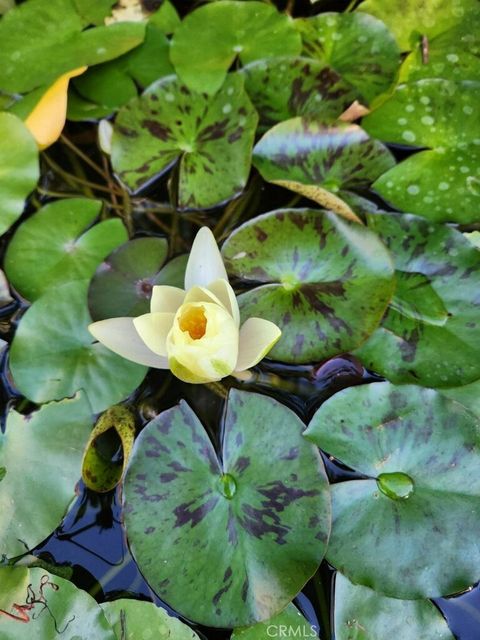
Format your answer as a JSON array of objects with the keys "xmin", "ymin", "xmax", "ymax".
[
  {"xmin": 253, "ymin": 119, "xmax": 395, "ymax": 204},
  {"xmin": 0, "ymin": 567, "xmax": 29, "ymax": 611},
  {"xmin": 305, "ymin": 381, "xmax": 480, "ymax": 599},
  {"xmin": 0, "ymin": 393, "xmax": 92, "ymax": 558},
  {"xmin": 123, "ymin": 389, "xmax": 330, "ymax": 627},
  {"xmin": 242, "ymin": 57, "xmax": 357, "ymax": 129},
  {"xmin": 0, "ymin": 568, "xmax": 115, "ymax": 639},
  {"xmin": 355, "ymin": 211, "xmax": 480, "ymax": 387},
  {"xmin": 0, "ymin": 112, "xmax": 39, "ymax": 236},
  {"xmin": 296, "ymin": 12, "xmax": 400, "ymax": 103},
  {"xmin": 9, "ymin": 281, "xmax": 147, "ymax": 413},
  {"xmin": 363, "ymin": 79, "xmax": 480, "ymax": 223},
  {"xmin": 0, "ymin": 0, "xmax": 146, "ymax": 93},
  {"xmin": 222, "ymin": 208, "xmax": 395, "ymax": 363},
  {"xmin": 442, "ymin": 381, "xmax": 480, "ymax": 418},
  {"xmin": 358, "ymin": 0, "xmax": 479, "ymax": 51},
  {"xmin": 170, "ymin": 0, "xmax": 301, "ymax": 94},
  {"xmin": 334, "ymin": 573, "xmax": 455, "ymax": 640},
  {"xmin": 231, "ymin": 603, "xmax": 318, "ymax": 639},
  {"xmin": 111, "ymin": 74, "xmax": 258, "ymax": 208},
  {"xmin": 4, "ymin": 198, "xmax": 127, "ymax": 302},
  {"xmin": 101, "ymin": 599, "xmax": 200, "ymax": 639},
  {"xmin": 88, "ymin": 237, "xmax": 187, "ymax": 321},
  {"xmin": 73, "ymin": 0, "xmax": 116, "ymax": 25}
]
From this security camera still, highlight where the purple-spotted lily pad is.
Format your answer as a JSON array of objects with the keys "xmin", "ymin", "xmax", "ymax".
[
  {"xmin": 363, "ymin": 79, "xmax": 480, "ymax": 223},
  {"xmin": 355, "ymin": 211, "xmax": 480, "ymax": 387},
  {"xmin": 222, "ymin": 208, "xmax": 395, "ymax": 364},
  {"xmin": 4, "ymin": 198, "xmax": 127, "ymax": 302},
  {"xmin": 305, "ymin": 381, "xmax": 480, "ymax": 599},
  {"xmin": 334, "ymin": 573, "xmax": 455, "ymax": 640},
  {"xmin": 88, "ymin": 237, "xmax": 187, "ymax": 321},
  {"xmin": 252, "ymin": 119, "xmax": 395, "ymax": 208},
  {"xmin": 296, "ymin": 12, "xmax": 400, "ymax": 103},
  {"xmin": 111, "ymin": 74, "xmax": 258, "ymax": 209},
  {"xmin": 123, "ymin": 389, "xmax": 330, "ymax": 627},
  {"xmin": 242, "ymin": 57, "xmax": 357, "ymax": 129},
  {"xmin": 170, "ymin": 0, "xmax": 301, "ymax": 95}
]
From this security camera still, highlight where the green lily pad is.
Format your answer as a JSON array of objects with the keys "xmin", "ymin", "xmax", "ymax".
[
  {"xmin": 4, "ymin": 198, "xmax": 127, "ymax": 302},
  {"xmin": 0, "ymin": 567, "xmax": 29, "ymax": 611},
  {"xmin": 355, "ymin": 211, "xmax": 480, "ymax": 387},
  {"xmin": 170, "ymin": 0, "xmax": 301, "ymax": 95},
  {"xmin": 253, "ymin": 119, "xmax": 395, "ymax": 200},
  {"xmin": 0, "ymin": 0, "xmax": 145, "ymax": 93},
  {"xmin": 123, "ymin": 389, "xmax": 330, "ymax": 627},
  {"xmin": 101, "ymin": 599, "xmax": 200, "ymax": 639},
  {"xmin": 363, "ymin": 79, "xmax": 480, "ymax": 223},
  {"xmin": 0, "ymin": 113, "xmax": 39, "ymax": 236},
  {"xmin": 88, "ymin": 237, "xmax": 187, "ymax": 321},
  {"xmin": 222, "ymin": 208, "xmax": 395, "ymax": 363},
  {"xmin": 442, "ymin": 380, "xmax": 480, "ymax": 418},
  {"xmin": 242, "ymin": 57, "xmax": 357, "ymax": 129},
  {"xmin": 9, "ymin": 281, "xmax": 147, "ymax": 413},
  {"xmin": 231, "ymin": 603, "xmax": 318, "ymax": 639},
  {"xmin": 0, "ymin": 393, "xmax": 92, "ymax": 558},
  {"xmin": 73, "ymin": 0, "xmax": 116, "ymax": 25},
  {"xmin": 111, "ymin": 74, "xmax": 258, "ymax": 208},
  {"xmin": 0, "ymin": 568, "xmax": 115, "ymax": 638},
  {"xmin": 296, "ymin": 12, "xmax": 400, "ymax": 103},
  {"xmin": 334, "ymin": 573, "xmax": 455, "ymax": 640},
  {"xmin": 358, "ymin": 0, "xmax": 479, "ymax": 51},
  {"xmin": 305, "ymin": 381, "xmax": 480, "ymax": 599}
]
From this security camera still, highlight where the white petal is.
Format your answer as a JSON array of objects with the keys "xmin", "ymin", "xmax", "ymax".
[
  {"xmin": 184, "ymin": 227, "xmax": 228, "ymax": 289},
  {"xmin": 183, "ymin": 284, "xmax": 226, "ymax": 309},
  {"xmin": 133, "ymin": 312, "xmax": 175, "ymax": 356},
  {"xmin": 150, "ymin": 285, "xmax": 185, "ymax": 313},
  {"xmin": 206, "ymin": 279, "xmax": 240, "ymax": 326},
  {"xmin": 89, "ymin": 317, "xmax": 168, "ymax": 368},
  {"xmin": 235, "ymin": 318, "xmax": 282, "ymax": 372}
]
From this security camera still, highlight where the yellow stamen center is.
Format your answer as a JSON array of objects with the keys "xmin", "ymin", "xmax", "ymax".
[{"xmin": 178, "ymin": 306, "xmax": 207, "ymax": 340}]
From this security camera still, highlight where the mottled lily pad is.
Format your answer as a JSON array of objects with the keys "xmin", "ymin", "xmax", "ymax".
[
  {"xmin": 355, "ymin": 211, "xmax": 480, "ymax": 387},
  {"xmin": 358, "ymin": 0, "xmax": 479, "ymax": 51},
  {"xmin": 123, "ymin": 389, "xmax": 330, "ymax": 627},
  {"xmin": 442, "ymin": 381, "xmax": 480, "ymax": 418},
  {"xmin": 111, "ymin": 74, "xmax": 258, "ymax": 209},
  {"xmin": 0, "ymin": 568, "xmax": 115, "ymax": 639},
  {"xmin": 4, "ymin": 198, "xmax": 127, "ymax": 301},
  {"xmin": 0, "ymin": 394, "xmax": 92, "ymax": 558},
  {"xmin": 0, "ymin": 0, "xmax": 145, "ymax": 93},
  {"xmin": 101, "ymin": 599, "xmax": 200, "ymax": 639},
  {"xmin": 170, "ymin": 0, "xmax": 301, "ymax": 94},
  {"xmin": 232, "ymin": 603, "xmax": 318, "ymax": 639},
  {"xmin": 334, "ymin": 573, "xmax": 455, "ymax": 640},
  {"xmin": 9, "ymin": 281, "xmax": 147, "ymax": 413},
  {"xmin": 253, "ymin": 119, "xmax": 395, "ymax": 207},
  {"xmin": 305, "ymin": 382, "xmax": 480, "ymax": 599},
  {"xmin": 0, "ymin": 113, "xmax": 39, "ymax": 236},
  {"xmin": 88, "ymin": 237, "xmax": 187, "ymax": 321},
  {"xmin": 242, "ymin": 57, "xmax": 357, "ymax": 129},
  {"xmin": 296, "ymin": 12, "xmax": 400, "ymax": 103},
  {"xmin": 222, "ymin": 208, "xmax": 395, "ymax": 363},
  {"xmin": 364, "ymin": 79, "xmax": 480, "ymax": 223}
]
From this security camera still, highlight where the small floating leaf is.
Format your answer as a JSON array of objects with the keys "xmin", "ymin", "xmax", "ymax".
[
  {"xmin": 355, "ymin": 211, "xmax": 480, "ymax": 387},
  {"xmin": 232, "ymin": 603, "xmax": 318, "ymax": 639},
  {"xmin": 9, "ymin": 281, "xmax": 147, "ymax": 413},
  {"xmin": 296, "ymin": 12, "xmax": 400, "ymax": 103},
  {"xmin": 88, "ymin": 237, "xmax": 187, "ymax": 321},
  {"xmin": 334, "ymin": 573, "xmax": 455, "ymax": 640},
  {"xmin": 82, "ymin": 404, "xmax": 136, "ymax": 493},
  {"xmin": 111, "ymin": 74, "xmax": 258, "ymax": 208},
  {"xmin": 4, "ymin": 198, "xmax": 127, "ymax": 301},
  {"xmin": 305, "ymin": 381, "xmax": 480, "ymax": 599},
  {"xmin": 0, "ymin": 113, "xmax": 39, "ymax": 236},
  {"xmin": 123, "ymin": 389, "xmax": 330, "ymax": 627},
  {"xmin": 170, "ymin": 0, "xmax": 301, "ymax": 94},
  {"xmin": 0, "ymin": 394, "xmax": 92, "ymax": 558},
  {"xmin": 222, "ymin": 208, "xmax": 395, "ymax": 363}
]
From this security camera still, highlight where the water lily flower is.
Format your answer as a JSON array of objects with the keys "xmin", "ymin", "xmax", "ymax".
[
  {"xmin": 89, "ymin": 227, "xmax": 281, "ymax": 383},
  {"xmin": 24, "ymin": 66, "xmax": 87, "ymax": 150}
]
